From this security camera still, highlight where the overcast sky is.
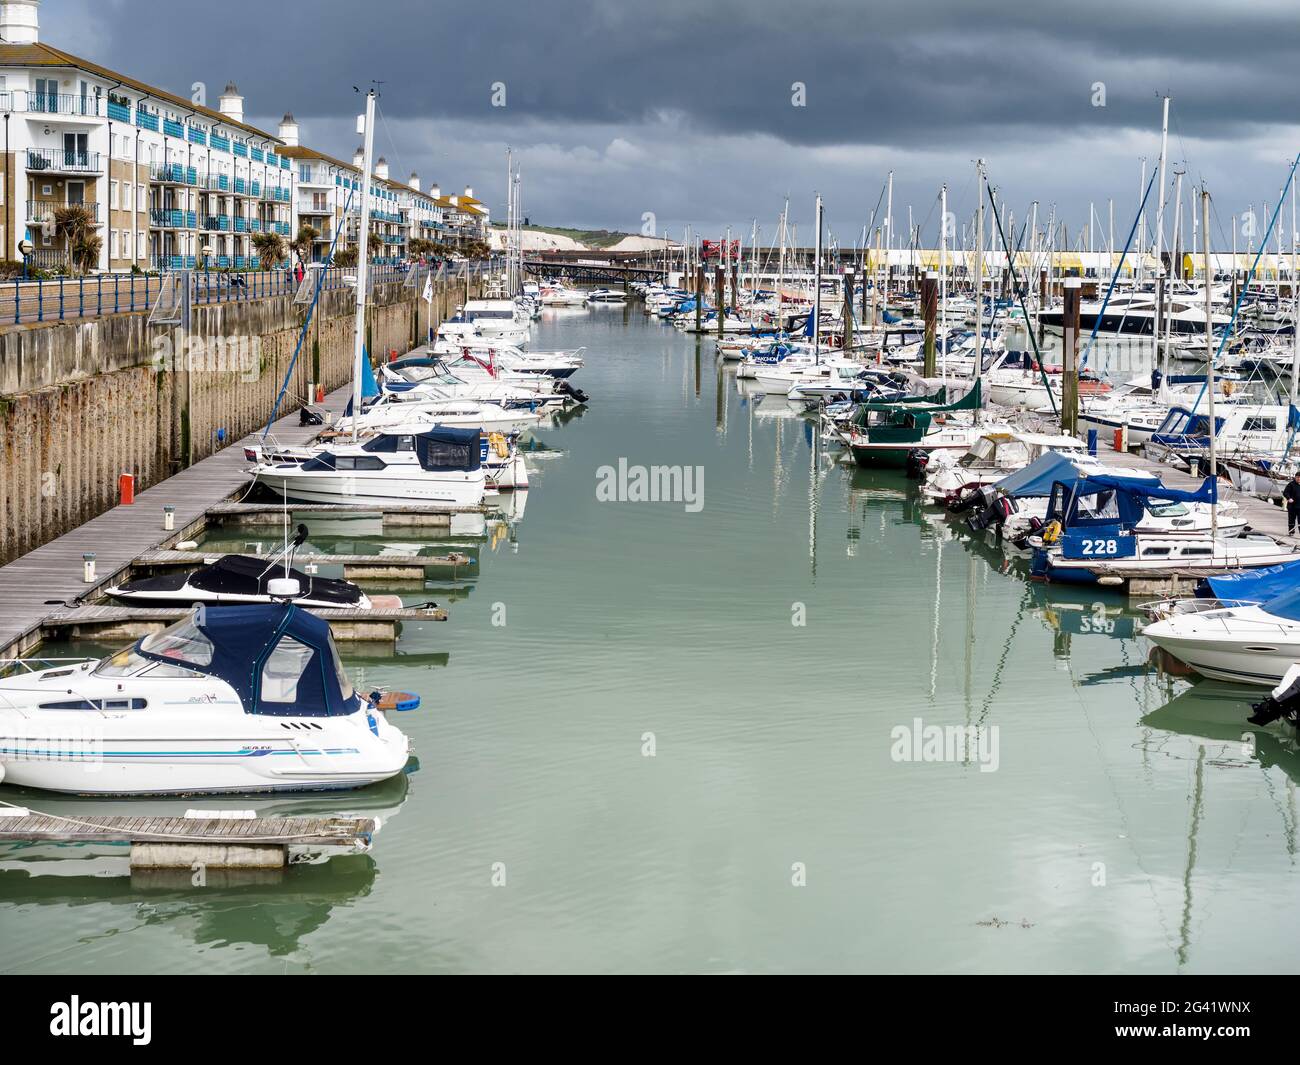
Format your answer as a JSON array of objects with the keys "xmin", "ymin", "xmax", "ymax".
[{"xmin": 39, "ymin": 0, "xmax": 1300, "ymax": 249}]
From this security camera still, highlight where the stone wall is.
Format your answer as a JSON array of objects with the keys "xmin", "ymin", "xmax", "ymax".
[{"xmin": 0, "ymin": 271, "xmax": 481, "ymax": 564}]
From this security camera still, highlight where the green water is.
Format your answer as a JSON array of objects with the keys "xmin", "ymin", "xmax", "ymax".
[{"xmin": 4, "ymin": 307, "xmax": 1299, "ymax": 975}]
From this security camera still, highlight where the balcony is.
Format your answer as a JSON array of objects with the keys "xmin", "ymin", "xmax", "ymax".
[
  {"xmin": 151, "ymin": 162, "xmax": 198, "ymax": 185},
  {"xmin": 149, "ymin": 208, "xmax": 185, "ymax": 228},
  {"xmin": 27, "ymin": 201, "xmax": 100, "ymax": 224},
  {"xmin": 5, "ymin": 90, "xmax": 105, "ymax": 117},
  {"xmin": 26, "ymin": 147, "xmax": 101, "ymax": 174}
]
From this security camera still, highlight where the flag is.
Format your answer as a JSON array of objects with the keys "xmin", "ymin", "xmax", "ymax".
[{"xmin": 422, "ymin": 272, "xmax": 433, "ymax": 303}]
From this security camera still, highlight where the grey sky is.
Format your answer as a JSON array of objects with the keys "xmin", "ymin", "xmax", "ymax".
[{"xmin": 39, "ymin": 0, "xmax": 1300, "ymax": 248}]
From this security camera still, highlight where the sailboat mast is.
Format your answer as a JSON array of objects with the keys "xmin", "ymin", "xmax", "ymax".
[
  {"xmin": 813, "ymin": 193, "xmax": 823, "ymax": 360},
  {"xmin": 940, "ymin": 183, "xmax": 948, "ymax": 382},
  {"xmin": 1203, "ymin": 186, "xmax": 1216, "ymax": 540},
  {"xmin": 1291, "ymin": 172, "xmax": 1299, "ymax": 408},
  {"xmin": 884, "ymin": 171, "xmax": 893, "ymax": 313},
  {"xmin": 351, "ymin": 89, "xmax": 377, "ymax": 444},
  {"xmin": 975, "ymin": 160, "xmax": 984, "ymax": 423}
]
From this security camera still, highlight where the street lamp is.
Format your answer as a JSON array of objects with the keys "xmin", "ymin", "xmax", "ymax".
[{"xmin": 18, "ymin": 237, "xmax": 33, "ymax": 280}]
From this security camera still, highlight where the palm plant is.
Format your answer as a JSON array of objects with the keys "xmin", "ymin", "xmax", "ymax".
[
  {"xmin": 252, "ymin": 231, "xmax": 286, "ymax": 270},
  {"xmin": 53, "ymin": 203, "xmax": 98, "ymax": 274},
  {"xmin": 291, "ymin": 224, "xmax": 318, "ymax": 266}
]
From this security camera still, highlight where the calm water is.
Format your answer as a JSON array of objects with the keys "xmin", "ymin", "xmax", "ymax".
[{"xmin": 4, "ymin": 307, "xmax": 1299, "ymax": 975}]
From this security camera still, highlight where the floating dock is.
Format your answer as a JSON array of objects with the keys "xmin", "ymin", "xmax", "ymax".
[
  {"xmin": 0, "ymin": 808, "xmax": 377, "ymax": 869},
  {"xmin": 206, "ymin": 501, "xmax": 488, "ymax": 528},
  {"xmin": 131, "ymin": 548, "xmax": 473, "ymax": 583},
  {"xmin": 36, "ymin": 603, "xmax": 446, "ymax": 644}
]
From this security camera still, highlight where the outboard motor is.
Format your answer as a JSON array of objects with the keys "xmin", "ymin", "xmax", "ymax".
[
  {"xmin": 1248, "ymin": 665, "xmax": 1300, "ymax": 732},
  {"xmin": 556, "ymin": 380, "xmax": 590, "ymax": 405},
  {"xmin": 949, "ymin": 484, "xmax": 996, "ymax": 514},
  {"xmin": 969, "ymin": 493, "xmax": 1015, "ymax": 533},
  {"xmin": 905, "ymin": 448, "xmax": 929, "ymax": 481}
]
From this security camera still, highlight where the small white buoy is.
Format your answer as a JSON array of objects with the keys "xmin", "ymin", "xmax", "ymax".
[{"xmin": 175, "ymin": 540, "xmax": 199, "ymax": 551}]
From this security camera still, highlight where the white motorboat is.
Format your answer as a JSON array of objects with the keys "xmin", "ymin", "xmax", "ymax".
[
  {"xmin": 0, "ymin": 604, "xmax": 417, "ymax": 795},
  {"xmin": 1143, "ymin": 588, "xmax": 1300, "ymax": 686},
  {"xmin": 585, "ymin": 288, "xmax": 628, "ymax": 306},
  {"xmin": 921, "ymin": 432, "xmax": 1089, "ymax": 504},
  {"xmin": 252, "ymin": 427, "xmax": 488, "ymax": 507}
]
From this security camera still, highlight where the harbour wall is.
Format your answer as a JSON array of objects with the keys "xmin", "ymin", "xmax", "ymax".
[{"xmin": 0, "ymin": 272, "xmax": 482, "ymax": 564}]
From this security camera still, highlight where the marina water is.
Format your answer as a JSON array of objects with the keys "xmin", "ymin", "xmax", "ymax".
[{"xmin": 3, "ymin": 308, "xmax": 1298, "ymax": 974}]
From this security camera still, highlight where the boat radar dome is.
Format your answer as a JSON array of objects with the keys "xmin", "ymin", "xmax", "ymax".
[{"xmin": 267, "ymin": 577, "xmax": 302, "ymax": 599}]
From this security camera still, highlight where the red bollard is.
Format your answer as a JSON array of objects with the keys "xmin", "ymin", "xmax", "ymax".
[
  {"xmin": 389, "ymin": 348, "xmax": 398, "ymax": 362},
  {"xmin": 119, "ymin": 472, "xmax": 135, "ymax": 505},
  {"xmin": 315, "ymin": 383, "xmax": 325, "ymax": 403}
]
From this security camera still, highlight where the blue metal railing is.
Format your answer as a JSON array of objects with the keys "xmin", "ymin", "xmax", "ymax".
[{"xmin": 3, "ymin": 262, "xmax": 473, "ymax": 324}]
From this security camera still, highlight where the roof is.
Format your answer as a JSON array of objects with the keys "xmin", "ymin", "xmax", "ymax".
[{"xmin": 0, "ymin": 41, "xmax": 280, "ymax": 143}]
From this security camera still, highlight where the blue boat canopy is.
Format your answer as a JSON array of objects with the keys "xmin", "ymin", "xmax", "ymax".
[
  {"xmin": 1047, "ymin": 474, "xmax": 1218, "ymax": 529},
  {"xmin": 1200, "ymin": 558, "xmax": 1300, "ymax": 602},
  {"xmin": 995, "ymin": 452, "xmax": 1153, "ymax": 499},
  {"xmin": 135, "ymin": 605, "xmax": 360, "ymax": 718}
]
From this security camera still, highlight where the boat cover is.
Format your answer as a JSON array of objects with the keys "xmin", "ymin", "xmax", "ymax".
[
  {"xmin": 996, "ymin": 453, "xmax": 1155, "ymax": 499},
  {"xmin": 137, "ymin": 605, "xmax": 360, "ymax": 717},
  {"xmin": 1199, "ymin": 558, "xmax": 1300, "ymax": 601},
  {"xmin": 414, "ymin": 426, "xmax": 481, "ymax": 472}
]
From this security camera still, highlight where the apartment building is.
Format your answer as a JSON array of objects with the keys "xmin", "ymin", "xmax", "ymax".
[{"xmin": 0, "ymin": 0, "xmax": 472, "ymax": 274}]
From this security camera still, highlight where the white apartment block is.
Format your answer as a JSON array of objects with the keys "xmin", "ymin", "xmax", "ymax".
[{"xmin": 0, "ymin": 0, "xmax": 474, "ymax": 274}]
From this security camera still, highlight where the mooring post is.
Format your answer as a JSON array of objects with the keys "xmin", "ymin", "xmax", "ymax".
[
  {"xmin": 1038, "ymin": 268, "xmax": 1048, "ymax": 345},
  {"xmin": 842, "ymin": 270, "xmax": 855, "ymax": 352},
  {"xmin": 715, "ymin": 265, "xmax": 725, "ymax": 338},
  {"xmin": 695, "ymin": 265, "xmax": 704, "ymax": 333},
  {"xmin": 1062, "ymin": 276, "xmax": 1081, "ymax": 435},
  {"xmin": 921, "ymin": 270, "xmax": 938, "ymax": 378}
]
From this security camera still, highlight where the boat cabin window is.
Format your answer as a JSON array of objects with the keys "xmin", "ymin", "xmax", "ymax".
[
  {"xmin": 1076, "ymin": 490, "xmax": 1121, "ymax": 521},
  {"xmin": 329, "ymin": 632, "xmax": 354, "ymax": 702},
  {"xmin": 1146, "ymin": 501, "xmax": 1189, "ymax": 517},
  {"xmin": 1141, "ymin": 546, "xmax": 1171, "ymax": 557},
  {"xmin": 260, "ymin": 636, "xmax": 316, "ymax": 703},
  {"xmin": 1242, "ymin": 417, "xmax": 1277, "ymax": 432},
  {"xmin": 140, "ymin": 617, "xmax": 214, "ymax": 667},
  {"xmin": 94, "ymin": 646, "xmax": 199, "ymax": 678},
  {"xmin": 333, "ymin": 455, "xmax": 387, "ymax": 472}
]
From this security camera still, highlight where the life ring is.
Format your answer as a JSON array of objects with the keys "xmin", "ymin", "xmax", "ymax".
[
  {"xmin": 488, "ymin": 431, "xmax": 510, "ymax": 458},
  {"xmin": 1042, "ymin": 520, "xmax": 1063, "ymax": 544}
]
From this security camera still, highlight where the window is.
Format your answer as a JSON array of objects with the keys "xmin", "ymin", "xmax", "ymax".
[
  {"xmin": 141, "ymin": 615, "xmax": 214, "ymax": 666},
  {"xmin": 260, "ymin": 636, "xmax": 315, "ymax": 703},
  {"xmin": 123, "ymin": 229, "xmax": 132, "ymax": 257},
  {"xmin": 138, "ymin": 231, "xmax": 145, "ymax": 258},
  {"xmin": 1243, "ymin": 417, "xmax": 1277, "ymax": 432},
  {"xmin": 335, "ymin": 455, "xmax": 386, "ymax": 471},
  {"xmin": 328, "ymin": 633, "xmax": 354, "ymax": 701},
  {"xmin": 110, "ymin": 179, "xmax": 119, "ymax": 210},
  {"xmin": 110, "ymin": 229, "xmax": 118, "ymax": 258},
  {"xmin": 138, "ymin": 185, "xmax": 146, "ymax": 211}
]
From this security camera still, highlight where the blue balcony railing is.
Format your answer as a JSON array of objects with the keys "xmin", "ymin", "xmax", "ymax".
[
  {"xmin": 188, "ymin": 126, "xmax": 207, "ymax": 145},
  {"xmin": 107, "ymin": 99, "xmax": 131, "ymax": 122},
  {"xmin": 134, "ymin": 107, "xmax": 159, "ymax": 132},
  {"xmin": 163, "ymin": 118, "xmax": 184, "ymax": 139}
]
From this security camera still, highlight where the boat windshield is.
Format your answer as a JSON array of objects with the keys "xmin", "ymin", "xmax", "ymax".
[
  {"xmin": 94, "ymin": 645, "xmax": 200, "ymax": 678},
  {"xmin": 140, "ymin": 615, "xmax": 215, "ymax": 667},
  {"xmin": 328, "ymin": 632, "xmax": 354, "ymax": 701},
  {"xmin": 1147, "ymin": 500, "xmax": 1189, "ymax": 517}
]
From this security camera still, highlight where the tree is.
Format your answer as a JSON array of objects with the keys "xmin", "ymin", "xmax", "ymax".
[
  {"xmin": 291, "ymin": 224, "xmax": 318, "ymax": 266},
  {"xmin": 252, "ymin": 231, "xmax": 286, "ymax": 270},
  {"xmin": 332, "ymin": 247, "xmax": 358, "ymax": 268},
  {"xmin": 53, "ymin": 203, "xmax": 99, "ymax": 274}
]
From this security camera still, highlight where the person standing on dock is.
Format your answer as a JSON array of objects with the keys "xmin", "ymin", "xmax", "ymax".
[{"xmin": 1285, "ymin": 472, "xmax": 1300, "ymax": 535}]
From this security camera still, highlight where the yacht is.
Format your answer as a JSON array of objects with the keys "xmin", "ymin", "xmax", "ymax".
[
  {"xmin": 0, "ymin": 604, "xmax": 417, "ymax": 795},
  {"xmin": 251, "ymin": 427, "xmax": 488, "ymax": 507}
]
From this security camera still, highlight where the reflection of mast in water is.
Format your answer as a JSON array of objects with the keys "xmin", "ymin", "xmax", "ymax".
[
  {"xmin": 929, "ymin": 537, "xmax": 943, "ymax": 701},
  {"xmin": 807, "ymin": 416, "xmax": 819, "ymax": 578},
  {"xmin": 964, "ymin": 550, "xmax": 975, "ymax": 723},
  {"xmin": 746, "ymin": 382, "xmax": 755, "ymax": 471},
  {"xmin": 695, "ymin": 338, "xmax": 702, "ymax": 399},
  {"xmin": 772, "ymin": 416, "xmax": 786, "ymax": 515},
  {"xmin": 1178, "ymin": 744, "xmax": 1206, "ymax": 968},
  {"xmin": 715, "ymin": 358, "xmax": 726, "ymax": 435}
]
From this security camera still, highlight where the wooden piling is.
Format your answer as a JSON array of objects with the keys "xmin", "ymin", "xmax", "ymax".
[
  {"xmin": 1061, "ymin": 276, "xmax": 1081, "ymax": 434},
  {"xmin": 695, "ymin": 265, "xmax": 704, "ymax": 333},
  {"xmin": 715, "ymin": 266, "xmax": 726, "ymax": 337},
  {"xmin": 921, "ymin": 271, "xmax": 938, "ymax": 378},
  {"xmin": 843, "ymin": 271, "xmax": 855, "ymax": 352}
]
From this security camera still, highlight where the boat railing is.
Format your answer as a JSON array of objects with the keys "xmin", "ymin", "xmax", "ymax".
[
  {"xmin": 1139, "ymin": 596, "xmax": 1262, "ymax": 621},
  {"xmin": 0, "ymin": 657, "xmax": 95, "ymax": 678}
]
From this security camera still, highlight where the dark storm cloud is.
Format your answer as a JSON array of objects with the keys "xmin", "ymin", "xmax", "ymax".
[{"xmin": 38, "ymin": 0, "xmax": 1300, "ymax": 232}]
